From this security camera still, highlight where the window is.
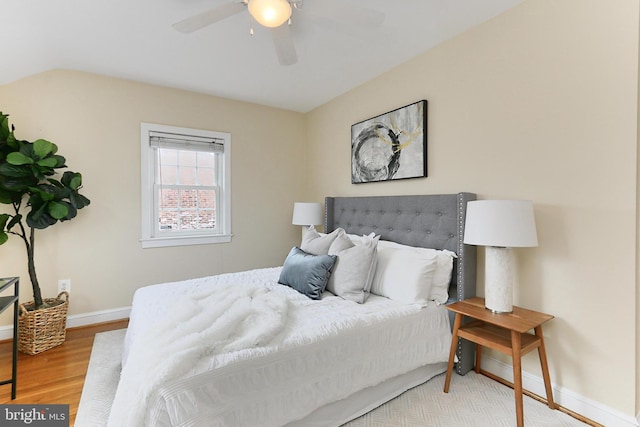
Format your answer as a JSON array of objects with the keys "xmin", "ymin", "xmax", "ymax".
[{"xmin": 141, "ymin": 123, "xmax": 231, "ymax": 248}]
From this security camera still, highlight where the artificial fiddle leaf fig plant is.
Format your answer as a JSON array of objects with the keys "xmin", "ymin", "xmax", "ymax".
[{"xmin": 0, "ymin": 112, "xmax": 90, "ymax": 309}]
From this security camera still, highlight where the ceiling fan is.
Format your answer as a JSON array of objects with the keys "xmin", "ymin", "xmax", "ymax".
[{"xmin": 172, "ymin": 0, "xmax": 384, "ymax": 66}]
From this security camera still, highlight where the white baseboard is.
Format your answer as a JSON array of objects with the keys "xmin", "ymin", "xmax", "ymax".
[
  {"xmin": 0, "ymin": 306, "xmax": 131, "ymax": 340},
  {"xmin": 482, "ymin": 356, "xmax": 640, "ymax": 427},
  {"xmin": 66, "ymin": 306, "xmax": 131, "ymax": 329}
]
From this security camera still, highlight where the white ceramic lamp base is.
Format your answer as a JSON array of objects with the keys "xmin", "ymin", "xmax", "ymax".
[{"xmin": 484, "ymin": 246, "xmax": 514, "ymax": 313}]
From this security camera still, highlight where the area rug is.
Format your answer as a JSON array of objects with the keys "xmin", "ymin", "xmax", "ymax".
[{"xmin": 77, "ymin": 329, "xmax": 587, "ymax": 427}]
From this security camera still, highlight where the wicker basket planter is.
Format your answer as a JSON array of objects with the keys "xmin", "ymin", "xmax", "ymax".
[{"xmin": 18, "ymin": 291, "xmax": 69, "ymax": 355}]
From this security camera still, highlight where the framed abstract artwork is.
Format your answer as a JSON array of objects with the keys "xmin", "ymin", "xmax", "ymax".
[{"xmin": 351, "ymin": 100, "xmax": 427, "ymax": 184}]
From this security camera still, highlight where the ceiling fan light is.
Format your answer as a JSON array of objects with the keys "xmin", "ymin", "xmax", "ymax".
[{"xmin": 248, "ymin": 0, "xmax": 292, "ymax": 28}]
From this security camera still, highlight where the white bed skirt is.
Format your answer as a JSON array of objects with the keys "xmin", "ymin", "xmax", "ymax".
[{"xmin": 287, "ymin": 363, "xmax": 448, "ymax": 427}]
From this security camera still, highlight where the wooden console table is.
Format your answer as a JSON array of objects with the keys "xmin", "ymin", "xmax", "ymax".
[{"xmin": 444, "ymin": 297, "xmax": 556, "ymax": 427}]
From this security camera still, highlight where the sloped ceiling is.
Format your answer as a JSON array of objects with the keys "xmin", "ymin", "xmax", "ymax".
[{"xmin": 3, "ymin": 0, "xmax": 523, "ymax": 112}]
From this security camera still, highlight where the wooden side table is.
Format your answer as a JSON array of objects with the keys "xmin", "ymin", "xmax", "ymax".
[{"xmin": 443, "ymin": 297, "xmax": 556, "ymax": 427}]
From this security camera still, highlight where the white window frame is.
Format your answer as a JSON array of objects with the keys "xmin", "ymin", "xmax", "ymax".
[{"xmin": 140, "ymin": 123, "xmax": 232, "ymax": 248}]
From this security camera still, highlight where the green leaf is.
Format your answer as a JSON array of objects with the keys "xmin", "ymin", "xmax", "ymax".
[
  {"xmin": 37, "ymin": 157, "xmax": 58, "ymax": 168},
  {"xmin": 61, "ymin": 171, "xmax": 79, "ymax": 188},
  {"xmin": 47, "ymin": 201, "xmax": 69, "ymax": 220},
  {"xmin": 33, "ymin": 139, "xmax": 53, "ymax": 158},
  {"xmin": 7, "ymin": 152, "xmax": 34, "ymax": 165},
  {"xmin": 0, "ymin": 163, "xmax": 32, "ymax": 178},
  {"xmin": 27, "ymin": 212, "xmax": 57, "ymax": 230},
  {"xmin": 68, "ymin": 192, "xmax": 90, "ymax": 209},
  {"xmin": 30, "ymin": 164, "xmax": 47, "ymax": 180},
  {"xmin": 30, "ymin": 186, "xmax": 55, "ymax": 201},
  {"xmin": 1, "ymin": 176, "xmax": 36, "ymax": 192},
  {"xmin": 52, "ymin": 155, "xmax": 66, "ymax": 168},
  {"xmin": 0, "ymin": 213, "xmax": 9, "ymax": 230},
  {"xmin": 7, "ymin": 214, "xmax": 22, "ymax": 231},
  {"xmin": 46, "ymin": 178, "xmax": 63, "ymax": 188},
  {"xmin": 26, "ymin": 203, "xmax": 57, "ymax": 229},
  {"xmin": 0, "ymin": 232, "xmax": 8, "ymax": 245},
  {"xmin": 6, "ymin": 133, "xmax": 16, "ymax": 148},
  {"xmin": 0, "ymin": 188, "xmax": 16, "ymax": 204},
  {"xmin": 58, "ymin": 201, "xmax": 77, "ymax": 221},
  {"xmin": 0, "ymin": 114, "xmax": 9, "ymax": 140},
  {"xmin": 39, "ymin": 182, "xmax": 69, "ymax": 200},
  {"xmin": 19, "ymin": 142, "xmax": 35, "ymax": 158},
  {"xmin": 70, "ymin": 174, "xmax": 82, "ymax": 191}
]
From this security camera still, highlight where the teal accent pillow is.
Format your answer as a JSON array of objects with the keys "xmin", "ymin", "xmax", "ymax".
[{"xmin": 279, "ymin": 247, "xmax": 337, "ymax": 300}]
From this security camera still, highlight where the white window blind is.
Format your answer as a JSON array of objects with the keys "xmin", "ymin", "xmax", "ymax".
[{"xmin": 149, "ymin": 132, "xmax": 225, "ymax": 152}]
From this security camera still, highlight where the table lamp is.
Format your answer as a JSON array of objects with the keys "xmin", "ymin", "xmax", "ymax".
[
  {"xmin": 292, "ymin": 202, "xmax": 322, "ymax": 234},
  {"xmin": 463, "ymin": 200, "xmax": 538, "ymax": 313}
]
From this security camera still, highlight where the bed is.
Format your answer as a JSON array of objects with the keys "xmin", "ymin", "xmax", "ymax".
[{"xmin": 107, "ymin": 192, "xmax": 477, "ymax": 427}]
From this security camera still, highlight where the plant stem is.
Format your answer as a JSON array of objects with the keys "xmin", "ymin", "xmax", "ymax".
[
  {"xmin": 27, "ymin": 228, "xmax": 42, "ymax": 308},
  {"xmin": 13, "ymin": 201, "xmax": 43, "ymax": 308}
]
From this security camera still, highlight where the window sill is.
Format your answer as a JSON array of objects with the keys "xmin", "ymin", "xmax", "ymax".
[{"xmin": 140, "ymin": 234, "xmax": 232, "ymax": 249}]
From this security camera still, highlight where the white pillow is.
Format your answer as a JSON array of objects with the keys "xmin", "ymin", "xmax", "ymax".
[
  {"xmin": 301, "ymin": 226, "xmax": 342, "ymax": 255},
  {"xmin": 344, "ymin": 232, "xmax": 376, "ymax": 245},
  {"xmin": 372, "ymin": 240, "xmax": 456, "ymax": 305},
  {"xmin": 371, "ymin": 245, "xmax": 438, "ymax": 305},
  {"xmin": 430, "ymin": 250, "xmax": 456, "ymax": 304},
  {"xmin": 326, "ymin": 231, "xmax": 379, "ymax": 303}
]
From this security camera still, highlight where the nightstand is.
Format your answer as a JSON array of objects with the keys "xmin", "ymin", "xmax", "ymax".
[{"xmin": 443, "ymin": 297, "xmax": 556, "ymax": 427}]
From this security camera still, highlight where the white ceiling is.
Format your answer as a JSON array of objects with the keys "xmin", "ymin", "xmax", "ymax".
[{"xmin": 3, "ymin": 0, "xmax": 523, "ymax": 113}]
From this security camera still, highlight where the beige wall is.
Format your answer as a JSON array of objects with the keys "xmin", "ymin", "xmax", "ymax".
[
  {"xmin": 0, "ymin": 69, "xmax": 306, "ymax": 316},
  {"xmin": 307, "ymin": 0, "xmax": 639, "ymax": 418}
]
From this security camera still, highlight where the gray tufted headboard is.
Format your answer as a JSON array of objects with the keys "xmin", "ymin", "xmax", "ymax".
[{"xmin": 325, "ymin": 192, "xmax": 477, "ymax": 375}]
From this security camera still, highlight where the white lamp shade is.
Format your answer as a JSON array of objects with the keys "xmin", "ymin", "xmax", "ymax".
[
  {"xmin": 292, "ymin": 202, "xmax": 322, "ymax": 226},
  {"xmin": 248, "ymin": 0, "xmax": 292, "ymax": 28},
  {"xmin": 463, "ymin": 200, "xmax": 538, "ymax": 248}
]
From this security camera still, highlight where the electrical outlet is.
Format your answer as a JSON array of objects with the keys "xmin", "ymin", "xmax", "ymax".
[{"xmin": 58, "ymin": 279, "xmax": 71, "ymax": 294}]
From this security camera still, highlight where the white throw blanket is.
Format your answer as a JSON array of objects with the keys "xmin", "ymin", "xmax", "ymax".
[{"xmin": 107, "ymin": 283, "xmax": 290, "ymax": 427}]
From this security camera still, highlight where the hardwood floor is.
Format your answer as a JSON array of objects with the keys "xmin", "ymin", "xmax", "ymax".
[{"xmin": 0, "ymin": 320, "xmax": 128, "ymax": 426}]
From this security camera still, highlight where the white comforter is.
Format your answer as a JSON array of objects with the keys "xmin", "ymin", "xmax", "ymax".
[
  {"xmin": 109, "ymin": 283, "xmax": 290, "ymax": 426},
  {"xmin": 111, "ymin": 267, "xmax": 452, "ymax": 427}
]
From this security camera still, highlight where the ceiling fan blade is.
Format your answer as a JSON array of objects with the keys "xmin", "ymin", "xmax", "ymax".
[
  {"xmin": 271, "ymin": 24, "xmax": 297, "ymax": 66},
  {"xmin": 173, "ymin": 2, "xmax": 246, "ymax": 33}
]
